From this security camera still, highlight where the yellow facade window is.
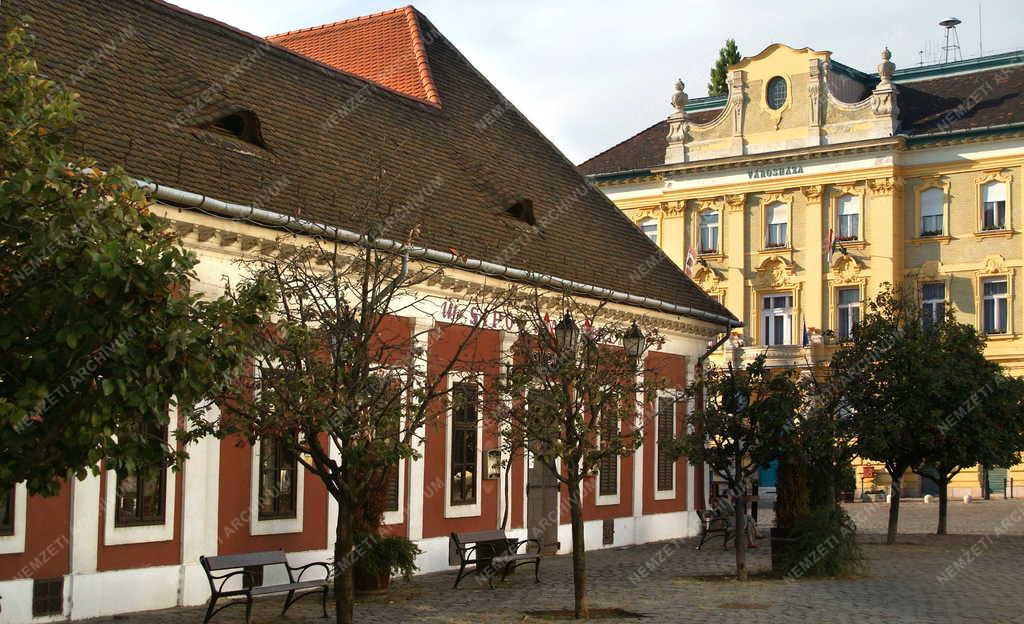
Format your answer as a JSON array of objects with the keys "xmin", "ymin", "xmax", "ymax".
[
  {"xmin": 836, "ymin": 195, "xmax": 861, "ymax": 242},
  {"xmin": 980, "ymin": 181, "xmax": 1008, "ymax": 231},
  {"xmin": 981, "ymin": 277, "xmax": 1009, "ymax": 335},
  {"xmin": 765, "ymin": 202, "xmax": 789, "ymax": 249},
  {"xmin": 760, "ymin": 292, "xmax": 794, "ymax": 345},
  {"xmin": 639, "ymin": 217, "xmax": 658, "ymax": 246},
  {"xmin": 920, "ymin": 187, "xmax": 945, "ymax": 237},
  {"xmin": 699, "ymin": 210, "xmax": 720, "ymax": 254}
]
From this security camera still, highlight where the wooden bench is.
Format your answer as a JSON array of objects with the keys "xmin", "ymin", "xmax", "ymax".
[
  {"xmin": 450, "ymin": 530, "xmax": 541, "ymax": 589},
  {"xmin": 199, "ymin": 550, "xmax": 331, "ymax": 623},
  {"xmin": 696, "ymin": 509, "xmax": 733, "ymax": 550}
]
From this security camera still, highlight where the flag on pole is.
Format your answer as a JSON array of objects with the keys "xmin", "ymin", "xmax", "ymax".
[
  {"xmin": 802, "ymin": 317, "xmax": 810, "ymax": 347},
  {"xmin": 684, "ymin": 247, "xmax": 698, "ymax": 278},
  {"xmin": 823, "ymin": 227, "xmax": 836, "ymax": 264}
]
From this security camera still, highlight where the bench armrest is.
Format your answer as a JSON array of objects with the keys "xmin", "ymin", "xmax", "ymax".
[
  {"xmin": 207, "ymin": 569, "xmax": 257, "ymax": 594},
  {"xmin": 290, "ymin": 561, "xmax": 332, "ymax": 582},
  {"xmin": 513, "ymin": 538, "xmax": 541, "ymax": 554}
]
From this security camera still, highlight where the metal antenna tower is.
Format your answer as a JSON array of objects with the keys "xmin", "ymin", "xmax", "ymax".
[{"xmin": 939, "ymin": 17, "xmax": 963, "ymax": 63}]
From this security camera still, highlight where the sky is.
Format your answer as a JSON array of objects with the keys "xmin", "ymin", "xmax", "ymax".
[{"xmin": 170, "ymin": 0, "xmax": 1024, "ymax": 164}]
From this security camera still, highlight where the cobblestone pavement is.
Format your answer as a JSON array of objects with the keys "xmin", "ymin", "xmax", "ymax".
[
  {"xmin": 846, "ymin": 497, "xmax": 1024, "ymax": 535},
  {"xmin": 81, "ymin": 505, "xmax": 1024, "ymax": 624}
]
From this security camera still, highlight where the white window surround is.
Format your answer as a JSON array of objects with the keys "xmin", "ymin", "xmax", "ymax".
[
  {"xmin": 981, "ymin": 181, "xmax": 1008, "ymax": 231},
  {"xmin": 765, "ymin": 201, "xmax": 789, "ymax": 249},
  {"xmin": 103, "ymin": 411, "xmax": 177, "ymax": 546},
  {"xmin": 919, "ymin": 187, "xmax": 946, "ymax": 236},
  {"xmin": 836, "ymin": 194, "xmax": 861, "ymax": 241},
  {"xmin": 249, "ymin": 438, "xmax": 305, "ymax": 536},
  {"xmin": 0, "ymin": 483, "xmax": 28, "ymax": 555},
  {"xmin": 654, "ymin": 393, "xmax": 677, "ymax": 501},
  {"xmin": 249, "ymin": 366, "xmax": 305, "ymax": 535},
  {"xmin": 595, "ymin": 408, "xmax": 621, "ymax": 507},
  {"xmin": 761, "ymin": 293, "xmax": 794, "ymax": 346},
  {"xmin": 444, "ymin": 371, "xmax": 483, "ymax": 519},
  {"xmin": 381, "ymin": 366, "xmax": 408, "ymax": 527},
  {"xmin": 981, "ymin": 277, "xmax": 1010, "ymax": 336}
]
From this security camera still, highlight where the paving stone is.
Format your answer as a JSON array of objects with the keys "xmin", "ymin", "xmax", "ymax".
[{"xmin": 80, "ymin": 501, "xmax": 1024, "ymax": 623}]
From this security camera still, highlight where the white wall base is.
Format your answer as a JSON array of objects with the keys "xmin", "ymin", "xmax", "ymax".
[{"xmin": 1, "ymin": 515, "xmax": 697, "ymax": 624}]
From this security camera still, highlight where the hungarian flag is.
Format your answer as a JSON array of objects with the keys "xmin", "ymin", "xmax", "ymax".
[
  {"xmin": 823, "ymin": 228, "xmax": 836, "ymax": 264},
  {"xmin": 684, "ymin": 247, "xmax": 698, "ymax": 278}
]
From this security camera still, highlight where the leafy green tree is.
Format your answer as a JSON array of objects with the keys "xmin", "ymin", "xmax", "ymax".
[
  {"xmin": 708, "ymin": 39, "xmax": 741, "ymax": 96},
  {"xmin": 0, "ymin": 19, "xmax": 271, "ymax": 496},
  {"xmin": 832, "ymin": 285, "xmax": 950, "ymax": 544},
  {"xmin": 909, "ymin": 310, "xmax": 1024, "ymax": 534},
  {"xmin": 671, "ymin": 354, "xmax": 800, "ymax": 580}
]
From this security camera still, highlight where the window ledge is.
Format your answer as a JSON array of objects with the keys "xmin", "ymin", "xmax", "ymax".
[
  {"xmin": 909, "ymin": 235, "xmax": 953, "ymax": 246},
  {"xmin": 975, "ymin": 229, "xmax": 1014, "ymax": 239},
  {"xmin": 983, "ymin": 333, "xmax": 1015, "ymax": 341},
  {"xmin": 758, "ymin": 246, "xmax": 793, "ymax": 254},
  {"xmin": 836, "ymin": 240, "xmax": 868, "ymax": 250},
  {"xmin": 698, "ymin": 252, "xmax": 725, "ymax": 261}
]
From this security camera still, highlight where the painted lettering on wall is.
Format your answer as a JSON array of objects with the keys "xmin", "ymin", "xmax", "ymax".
[
  {"xmin": 747, "ymin": 164, "xmax": 804, "ymax": 180},
  {"xmin": 439, "ymin": 299, "xmax": 517, "ymax": 332}
]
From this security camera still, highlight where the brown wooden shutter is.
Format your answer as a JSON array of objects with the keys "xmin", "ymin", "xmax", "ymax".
[
  {"xmin": 656, "ymin": 397, "xmax": 675, "ymax": 491},
  {"xmin": 598, "ymin": 412, "xmax": 618, "ymax": 496}
]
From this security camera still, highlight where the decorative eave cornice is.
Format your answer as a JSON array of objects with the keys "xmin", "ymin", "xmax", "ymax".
[
  {"xmin": 652, "ymin": 136, "xmax": 905, "ymax": 177},
  {"xmin": 160, "ymin": 207, "xmax": 724, "ymax": 339}
]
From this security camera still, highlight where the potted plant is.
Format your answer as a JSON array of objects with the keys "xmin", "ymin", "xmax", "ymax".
[{"xmin": 352, "ymin": 532, "xmax": 421, "ymax": 594}]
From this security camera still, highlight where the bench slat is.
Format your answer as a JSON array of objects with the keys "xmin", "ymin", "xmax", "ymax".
[
  {"xmin": 249, "ymin": 579, "xmax": 328, "ymax": 596},
  {"xmin": 203, "ymin": 550, "xmax": 287, "ymax": 570},
  {"xmin": 452, "ymin": 530, "xmax": 507, "ymax": 545}
]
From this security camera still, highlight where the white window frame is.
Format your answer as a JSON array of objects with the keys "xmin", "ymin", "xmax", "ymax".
[
  {"xmin": 380, "ymin": 366, "xmax": 407, "ymax": 526},
  {"xmin": 764, "ymin": 202, "xmax": 789, "ymax": 249},
  {"xmin": 836, "ymin": 287, "xmax": 861, "ymax": 341},
  {"xmin": 103, "ymin": 406, "xmax": 177, "ymax": 546},
  {"xmin": 699, "ymin": 210, "xmax": 720, "ymax": 254},
  {"xmin": 445, "ymin": 371, "xmax": 483, "ymax": 519},
  {"xmin": 638, "ymin": 217, "xmax": 658, "ymax": 246},
  {"xmin": 919, "ymin": 187, "xmax": 945, "ymax": 237},
  {"xmin": 836, "ymin": 194, "xmax": 861, "ymax": 242},
  {"xmin": 922, "ymin": 282, "xmax": 946, "ymax": 326},
  {"xmin": 250, "ymin": 366, "xmax": 305, "ymax": 536},
  {"xmin": 0, "ymin": 483, "xmax": 28, "ymax": 555},
  {"xmin": 654, "ymin": 393, "xmax": 677, "ymax": 501},
  {"xmin": 761, "ymin": 293, "xmax": 793, "ymax": 346},
  {"xmin": 981, "ymin": 181, "xmax": 1008, "ymax": 231},
  {"xmin": 982, "ymin": 277, "xmax": 1009, "ymax": 335}
]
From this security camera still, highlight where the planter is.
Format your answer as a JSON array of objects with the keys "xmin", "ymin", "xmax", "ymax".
[
  {"xmin": 354, "ymin": 571, "xmax": 391, "ymax": 596},
  {"xmin": 769, "ymin": 527, "xmax": 797, "ymax": 574}
]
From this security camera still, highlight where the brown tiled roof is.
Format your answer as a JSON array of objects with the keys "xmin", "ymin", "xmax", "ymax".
[
  {"xmin": 580, "ymin": 64, "xmax": 1024, "ymax": 176},
  {"xmin": 4, "ymin": 0, "xmax": 733, "ymax": 323},
  {"xmin": 576, "ymin": 108, "xmax": 723, "ymax": 176},
  {"xmin": 268, "ymin": 6, "xmax": 440, "ymax": 106},
  {"xmin": 897, "ymin": 64, "xmax": 1024, "ymax": 135}
]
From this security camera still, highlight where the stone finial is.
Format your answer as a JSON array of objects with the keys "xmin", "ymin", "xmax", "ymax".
[
  {"xmin": 877, "ymin": 47, "xmax": 895, "ymax": 85},
  {"xmin": 671, "ymin": 79, "xmax": 688, "ymax": 114}
]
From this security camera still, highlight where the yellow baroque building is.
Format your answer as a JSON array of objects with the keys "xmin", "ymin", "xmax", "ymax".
[{"xmin": 580, "ymin": 43, "xmax": 1024, "ymax": 499}]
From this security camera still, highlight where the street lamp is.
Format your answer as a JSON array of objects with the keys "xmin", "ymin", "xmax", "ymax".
[
  {"xmin": 553, "ymin": 312, "xmax": 581, "ymax": 355},
  {"xmin": 622, "ymin": 321, "xmax": 644, "ymax": 368}
]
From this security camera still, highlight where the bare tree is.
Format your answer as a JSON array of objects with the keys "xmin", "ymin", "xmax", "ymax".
[
  {"xmin": 494, "ymin": 291, "xmax": 664, "ymax": 619},
  {"xmin": 210, "ymin": 219, "xmax": 515, "ymax": 624}
]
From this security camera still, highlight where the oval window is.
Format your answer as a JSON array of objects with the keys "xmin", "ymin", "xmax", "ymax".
[{"xmin": 766, "ymin": 76, "xmax": 787, "ymax": 110}]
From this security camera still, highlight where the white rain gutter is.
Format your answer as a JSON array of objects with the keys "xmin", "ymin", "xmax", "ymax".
[{"xmin": 135, "ymin": 179, "xmax": 742, "ymax": 329}]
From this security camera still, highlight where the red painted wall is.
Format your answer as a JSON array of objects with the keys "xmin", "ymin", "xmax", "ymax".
[
  {"xmin": 642, "ymin": 351, "xmax": 688, "ymax": 515},
  {"xmin": 0, "ymin": 484, "xmax": 71, "ymax": 580},
  {"xmin": 216, "ymin": 434, "xmax": 328, "ymax": 555},
  {"xmin": 421, "ymin": 324, "xmax": 502, "ymax": 539}
]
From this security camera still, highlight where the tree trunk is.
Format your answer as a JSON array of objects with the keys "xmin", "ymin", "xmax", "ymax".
[
  {"xmin": 886, "ymin": 469, "xmax": 903, "ymax": 545},
  {"xmin": 334, "ymin": 505, "xmax": 355, "ymax": 624},
  {"xmin": 937, "ymin": 479, "xmax": 949, "ymax": 536},
  {"xmin": 568, "ymin": 477, "xmax": 589, "ymax": 619},
  {"xmin": 733, "ymin": 453, "xmax": 747, "ymax": 580},
  {"xmin": 734, "ymin": 494, "xmax": 747, "ymax": 580}
]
